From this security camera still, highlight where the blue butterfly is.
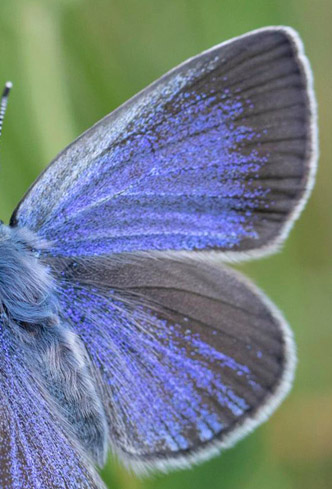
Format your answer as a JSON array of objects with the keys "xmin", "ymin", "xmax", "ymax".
[{"xmin": 0, "ymin": 26, "xmax": 317, "ymax": 488}]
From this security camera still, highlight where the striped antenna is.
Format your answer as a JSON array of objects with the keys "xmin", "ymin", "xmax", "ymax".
[{"xmin": 0, "ymin": 82, "xmax": 13, "ymax": 140}]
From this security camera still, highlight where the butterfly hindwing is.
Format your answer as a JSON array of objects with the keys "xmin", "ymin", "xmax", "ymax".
[
  {"xmin": 51, "ymin": 255, "xmax": 295, "ymax": 472},
  {"xmin": 11, "ymin": 27, "xmax": 316, "ymax": 260}
]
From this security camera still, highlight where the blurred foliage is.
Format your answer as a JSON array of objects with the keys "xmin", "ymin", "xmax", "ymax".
[{"xmin": 0, "ymin": 1, "xmax": 331, "ymax": 488}]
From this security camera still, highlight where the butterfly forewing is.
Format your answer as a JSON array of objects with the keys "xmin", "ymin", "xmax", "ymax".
[{"xmin": 11, "ymin": 27, "xmax": 316, "ymax": 260}]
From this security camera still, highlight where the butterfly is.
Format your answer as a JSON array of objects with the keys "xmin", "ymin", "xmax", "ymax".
[{"xmin": 0, "ymin": 26, "xmax": 317, "ymax": 488}]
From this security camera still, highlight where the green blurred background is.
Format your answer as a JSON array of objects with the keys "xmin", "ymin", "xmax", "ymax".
[{"xmin": 0, "ymin": 0, "xmax": 331, "ymax": 488}]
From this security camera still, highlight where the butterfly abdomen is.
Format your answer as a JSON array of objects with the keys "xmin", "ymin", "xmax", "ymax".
[
  {"xmin": 41, "ymin": 321, "xmax": 109, "ymax": 466},
  {"xmin": 0, "ymin": 224, "xmax": 108, "ymax": 466}
]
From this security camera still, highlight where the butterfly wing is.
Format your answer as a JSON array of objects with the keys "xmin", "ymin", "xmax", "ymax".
[
  {"xmin": 51, "ymin": 254, "xmax": 295, "ymax": 472},
  {"xmin": 10, "ymin": 27, "xmax": 317, "ymax": 260},
  {"xmin": 0, "ymin": 320, "xmax": 105, "ymax": 489},
  {"xmin": 8, "ymin": 26, "xmax": 315, "ymax": 475}
]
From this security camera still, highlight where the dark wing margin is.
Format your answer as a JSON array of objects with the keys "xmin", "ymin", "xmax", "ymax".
[
  {"xmin": 52, "ymin": 255, "xmax": 296, "ymax": 473},
  {"xmin": 10, "ymin": 26, "xmax": 317, "ymax": 261}
]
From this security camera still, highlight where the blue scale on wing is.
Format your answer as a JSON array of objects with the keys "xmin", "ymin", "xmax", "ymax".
[
  {"xmin": 38, "ymin": 86, "xmax": 268, "ymax": 256},
  {"xmin": 57, "ymin": 282, "xmax": 264, "ymax": 455}
]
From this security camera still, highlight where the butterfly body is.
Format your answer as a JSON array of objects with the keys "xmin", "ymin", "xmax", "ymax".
[
  {"xmin": 0, "ymin": 225, "xmax": 54, "ymax": 326},
  {"xmin": 0, "ymin": 27, "xmax": 317, "ymax": 488},
  {"xmin": 0, "ymin": 224, "xmax": 108, "ymax": 467}
]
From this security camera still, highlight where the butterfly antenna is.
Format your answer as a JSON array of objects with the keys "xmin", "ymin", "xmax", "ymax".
[{"xmin": 0, "ymin": 81, "xmax": 13, "ymax": 140}]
